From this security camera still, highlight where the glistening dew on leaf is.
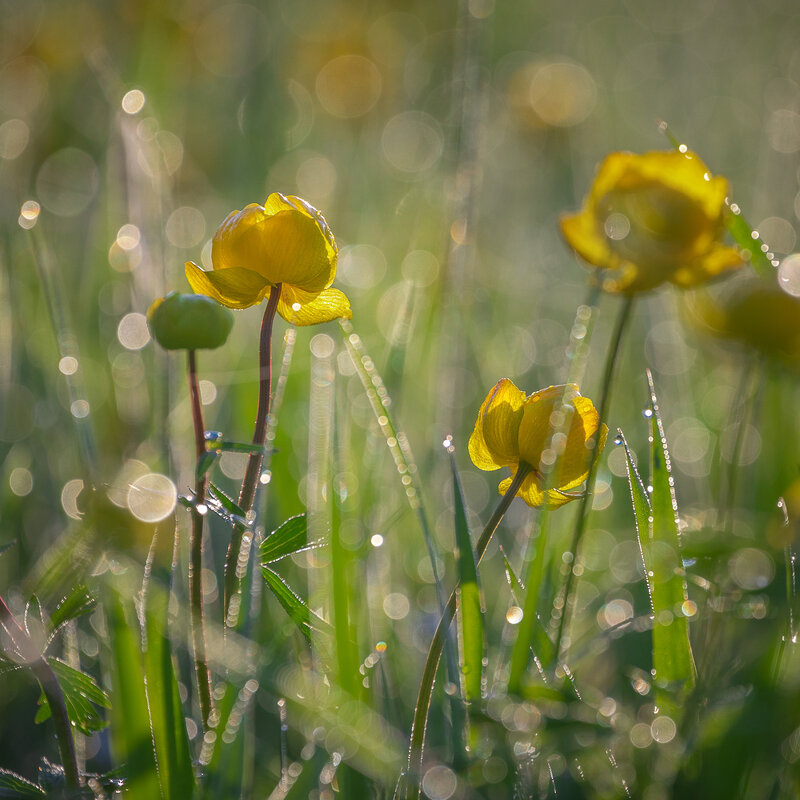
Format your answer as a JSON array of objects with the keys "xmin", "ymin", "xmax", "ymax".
[
  {"xmin": 560, "ymin": 150, "xmax": 746, "ymax": 294},
  {"xmin": 185, "ymin": 193, "xmax": 352, "ymax": 325},
  {"xmin": 468, "ymin": 379, "xmax": 607, "ymax": 508}
]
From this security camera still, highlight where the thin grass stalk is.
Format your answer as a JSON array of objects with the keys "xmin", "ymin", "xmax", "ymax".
[
  {"xmin": 0, "ymin": 595, "xmax": 81, "ymax": 791},
  {"xmin": 26, "ymin": 224, "xmax": 97, "ymax": 486},
  {"xmin": 719, "ymin": 357, "xmax": 758, "ymax": 537},
  {"xmin": 187, "ymin": 349, "xmax": 213, "ymax": 729},
  {"xmin": 405, "ymin": 464, "xmax": 532, "ymax": 800},
  {"xmin": 224, "ymin": 284, "xmax": 282, "ymax": 626},
  {"xmin": 337, "ymin": 320, "xmax": 464, "ymax": 702},
  {"xmin": 553, "ymin": 295, "xmax": 634, "ymax": 664}
]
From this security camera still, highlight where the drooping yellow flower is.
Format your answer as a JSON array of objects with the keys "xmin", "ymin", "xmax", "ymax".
[
  {"xmin": 468, "ymin": 379, "xmax": 607, "ymax": 508},
  {"xmin": 185, "ymin": 193, "xmax": 351, "ymax": 325},
  {"xmin": 560, "ymin": 150, "xmax": 745, "ymax": 294}
]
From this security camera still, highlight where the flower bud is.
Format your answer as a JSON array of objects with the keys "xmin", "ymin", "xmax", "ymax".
[{"xmin": 147, "ymin": 292, "xmax": 234, "ymax": 350}]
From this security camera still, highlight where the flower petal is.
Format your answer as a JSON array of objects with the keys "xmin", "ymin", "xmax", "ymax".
[
  {"xmin": 185, "ymin": 261, "xmax": 269, "ymax": 309},
  {"xmin": 516, "ymin": 384, "xmax": 578, "ymax": 469},
  {"xmin": 468, "ymin": 378, "xmax": 526, "ymax": 471},
  {"xmin": 517, "ymin": 386, "xmax": 606, "ymax": 492},
  {"xmin": 498, "ymin": 470, "xmax": 578, "ymax": 509},
  {"xmin": 277, "ymin": 286, "xmax": 352, "ymax": 326},
  {"xmin": 670, "ymin": 244, "xmax": 745, "ymax": 288},
  {"xmin": 212, "ymin": 200, "xmax": 336, "ymax": 293}
]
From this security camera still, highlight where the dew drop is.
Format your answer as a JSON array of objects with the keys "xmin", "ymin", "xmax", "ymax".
[
  {"xmin": 613, "ymin": 434, "xmax": 623, "ymax": 446},
  {"xmin": 642, "ymin": 408, "xmax": 654, "ymax": 419}
]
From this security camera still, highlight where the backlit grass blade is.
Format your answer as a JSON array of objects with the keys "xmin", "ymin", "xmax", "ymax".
[
  {"xmin": 646, "ymin": 371, "xmax": 696, "ymax": 705},
  {"xmin": 500, "ymin": 550, "xmax": 555, "ymax": 671},
  {"xmin": 449, "ymin": 450, "xmax": 484, "ymax": 703},
  {"xmin": 259, "ymin": 514, "xmax": 309, "ymax": 564},
  {"xmin": 261, "ymin": 568, "xmax": 334, "ymax": 642},
  {"xmin": 0, "ymin": 768, "xmax": 46, "ymax": 797},
  {"xmin": 617, "ymin": 430, "xmax": 652, "ymax": 557},
  {"xmin": 142, "ymin": 532, "xmax": 195, "ymax": 800},
  {"xmin": 106, "ymin": 590, "xmax": 161, "ymax": 800},
  {"xmin": 337, "ymin": 320, "xmax": 443, "ymax": 588}
]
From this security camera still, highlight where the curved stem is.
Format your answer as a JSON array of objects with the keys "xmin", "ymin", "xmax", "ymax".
[
  {"xmin": 187, "ymin": 350, "xmax": 213, "ymax": 728},
  {"xmin": 553, "ymin": 295, "xmax": 634, "ymax": 664},
  {"xmin": 224, "ymin": 284, "xmax": 282, "ymax": 625},
  {"xmin": 405, "ymin": 464, "xmax": 532, "ymax": 800}
]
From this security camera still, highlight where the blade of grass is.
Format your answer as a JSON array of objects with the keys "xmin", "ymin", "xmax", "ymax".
[
  {"xmin": 646, "ymin": 371, "xmax": 696, "ymax": 708},
  {"xmin": 449, "ymin": 448, "xmax": 484, "ymax": 704},
  {"xmin": 141, "ymin": 527, "xmax": 195, "ymax": 800},
  {"xmin": 261, "ymin": 568, "xmax": 334, "ymax": 642},
  {"xmin": 106, "ymin": 589, "xmax": 161, "ymax": 800},
  {"xmin": 500, "ymin": 550, "xmax": 555, "ymax": 671},
  {"xmin": 0, "ymin": 769, "xmax": 46, "ymax": 797},
  {"xmin": 405, "ymin": 465, "xmax": 531, "ymax": 799},
  {"xmin": 337, "ymin": 320, "xmax": 444, "ymax": 605}
]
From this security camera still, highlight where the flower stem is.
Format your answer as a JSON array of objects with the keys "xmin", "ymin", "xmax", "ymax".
[
  {"xmin": 405, "ymin": 464, "xmax": 532, "ymax": 800},
  {"xmin": 553, "ymin": 294, "xmax": 634, "ymax": 664},
  {"xmin": 0, "ymin": 595, "xmax": 81, "ymax": 791},
  {"xmin": 187, "ymin": 350, "xmax": 213, "ymax": 728},
  {"xmin": 224, "ymin": 284, "xmax": 282, "ymax": 626}
]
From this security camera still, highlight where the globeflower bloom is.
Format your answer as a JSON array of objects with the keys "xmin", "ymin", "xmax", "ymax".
[
  {"xmin": 185, "ymin": 193, "xmax": 351, "ymax": 325},
  {"xmin": 469, "ymin": 379, "xmax": 607, "ymax": 508},
  {"xmin": 692, "ymin": 279, "xmax": 800, "ymax": 369},
  {"xmin": 560, "ymin": 150, "xmax": 745, "ymax": 294}
]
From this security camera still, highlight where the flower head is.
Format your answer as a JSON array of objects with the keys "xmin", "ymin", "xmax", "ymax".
[
  {"xmin": 468, "ymin": 379, "xmax": 607, "ymax": 508},
  {"xmin": 185, "ymin": 193, "xmax": 351, "ymax": 326},
  {"xmin": 692, "ymin": 278, "xmax": 800, "ymax": 369},
  {"xmin": 560, "ymin": 150, "xmax": 745, "ymax": 294}
]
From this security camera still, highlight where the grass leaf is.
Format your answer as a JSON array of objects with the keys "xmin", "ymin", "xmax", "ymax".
[
  {"xmin": 259, "ymin": 514, "xmax": 323, "ymax": 564},
  {"xmin": 0, "ymin": 768, "xmax": 46, "ymax": 798},
  {"xmin": 261, "ymin": 567, "xmax": 334, "ymax": 641},
  {"xmin": 106, "ymin": 589, "xmax": 161, "ymax": 799},
  {"xmin": 142, "ymin": 545, "xmax": 195, "ymax": 800},
  {"xmin": 645, "ymin": 371, "xmax": 696, "ymax": 706},
  {"xmin": 450, "ymin": 451, "xmax": 484, "ymax": 703}
]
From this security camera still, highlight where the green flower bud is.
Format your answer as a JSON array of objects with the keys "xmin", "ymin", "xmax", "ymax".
[{"xmin": 147, "ymin": 292, "xmax": 234, "ymax": 350}]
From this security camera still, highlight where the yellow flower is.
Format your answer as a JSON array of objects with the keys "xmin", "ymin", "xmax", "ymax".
[
  {"xmin": 468, "ymin": 379, "xmax": 607, "ymax": 508},
  {"xmin": 185, "ymin": 193, "xmax": 351, "ymax": 325},
  {"xmin": 691, "ymin": 279, "xmax": 800, "ymax": 368},
  {"xmin": 560, "ymin": 150, "xmax": 745, "ymax": 294}
]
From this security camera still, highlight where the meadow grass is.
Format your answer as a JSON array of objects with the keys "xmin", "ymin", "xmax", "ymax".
[{"xmin": 2, "ymin": 1, "xmax": 800, "ymax": 798}]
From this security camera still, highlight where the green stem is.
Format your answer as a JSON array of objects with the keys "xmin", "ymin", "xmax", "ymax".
[
  {"xmin": 187, "ymin": 350, "xmax": 213, "ymax": 728},
  {"xmin": 224, "ymin": 284, "xmax": 282, "ymax": 626},
  {"xmin": 553, "ymin": 295, "xmax": 634, "ymax": 664},
  {"xmin": 0, "ymin": 596, "xmax": 81, "ymax": 792},
  {"xmin": 405, "ymin": 464, "xmax": 532, "ymax": 800}
]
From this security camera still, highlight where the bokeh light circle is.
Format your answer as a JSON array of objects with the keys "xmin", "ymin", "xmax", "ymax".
[{"xmin": 127, "ymin": 473, "xmax": 177, "ymax": 523}]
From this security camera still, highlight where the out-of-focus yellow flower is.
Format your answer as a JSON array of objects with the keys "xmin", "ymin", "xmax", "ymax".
[
  {"xmin": 185, "ymin": 193, "xmax": 351, "ymax": 325},
  {"xmin": 560, "ymin": 150, "xmax": 745, "ymax": 294},
  {"xmin": 691, "ymin": 279, "xmax": 800, "ymax": 368},
  {"xmin": 468, "ymin": 379, "xmax": 607, "ymax": 508}
]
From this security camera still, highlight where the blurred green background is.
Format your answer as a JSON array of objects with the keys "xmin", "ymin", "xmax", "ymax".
[{"xmin": 2, "ymin": 0, "xmax": 800, "ymax": 794}]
